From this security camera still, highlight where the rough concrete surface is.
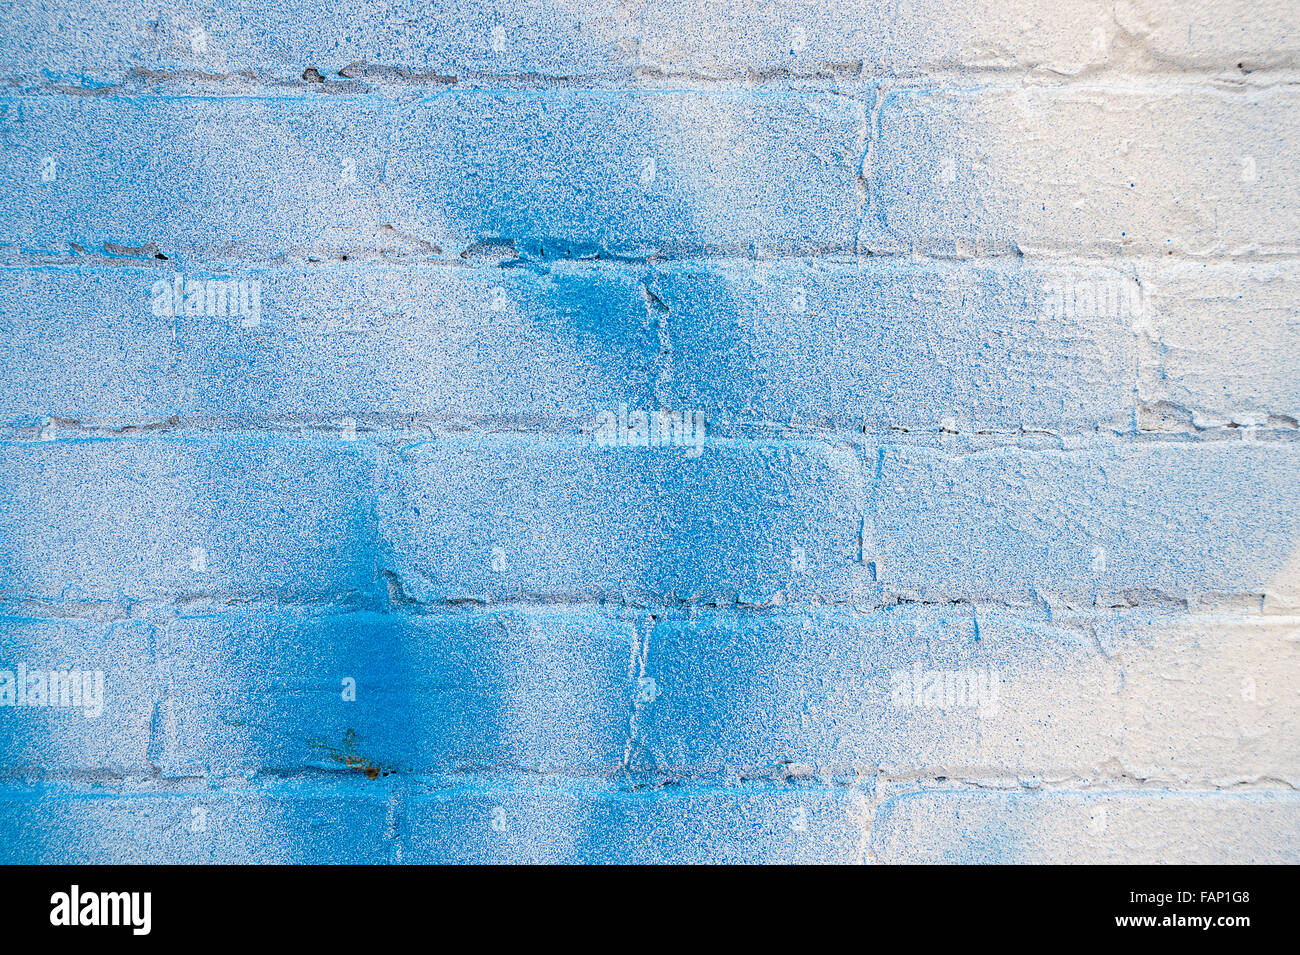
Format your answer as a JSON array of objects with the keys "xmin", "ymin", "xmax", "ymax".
[{"xmin": 0, "ymin": 0, "xmax": 1297, "ymax": 863}]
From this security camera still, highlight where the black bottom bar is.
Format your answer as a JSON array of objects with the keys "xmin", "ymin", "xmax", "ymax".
[{"xmin": 0, "ymin": 864, "xmax": 1287, "ymax": 943}]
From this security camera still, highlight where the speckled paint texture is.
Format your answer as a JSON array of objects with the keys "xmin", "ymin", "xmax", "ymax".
[{"xmin": 0, "ymin": 1, "xmax": 1297, "ymax": 863}]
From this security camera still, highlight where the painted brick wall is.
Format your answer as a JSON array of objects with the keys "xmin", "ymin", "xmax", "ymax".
[{"xmin": 0, "ymin": 0, "xmax": 1297, "ymax": 863}]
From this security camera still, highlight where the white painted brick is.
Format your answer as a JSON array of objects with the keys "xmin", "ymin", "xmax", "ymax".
[
  {"xmin": 862, "ymin": 87, "xmax": 1299, "ymax": 256},
  {"xmin": 871, "ymin": 790, "xmax": 1300, "ymax": 863}
]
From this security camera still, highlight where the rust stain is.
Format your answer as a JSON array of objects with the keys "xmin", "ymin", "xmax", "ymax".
[{"xmin": 311, "ymin": 728, "xmax": 396, "ymax": 779}]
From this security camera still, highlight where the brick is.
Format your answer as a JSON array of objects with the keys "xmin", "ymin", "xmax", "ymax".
[
  {"xmin": 862, "ymin": 88, "xmax": 1299, "ymax": 256},
  {"xmin": 386, "ymin": 89, "xmax": 864, "ymax": 257},
  {"xmin": 0, "ymin": 782, "xmax": 394, "ymax": 863},
  {"xmin": 0, "ymin": 615, "xmax": 158, "ymax": 777},
  {"xmin": 150, "ymin": 606, "xmax": 637, "ymax": 777},
  {"xmin": 870, "ymin": 441, "xmax": 1300, "ymax": 604},
  {"xmin": 401, "ymin": 777, "xmax": 867, "ymax": 863},
  {"xmin": 0, "ymin": 434, "xmax": 378, "ymax": 604},
  {"xmin": 1142, "ymin": 260, "xmax": 1300, "ymax": 429},
  {"xmin": 379, "ymin": 435, "xmax": 868, "ymax": 604},
  {"xmin": 0, "ymin": 95, "xmax": 391, "ymax": 261},
  {"xmin": 656, "ymin": 258, "xmax": 1142, "ymax": 433},
  {"xmin": 870, "ymin": 790, "xmax": 1300, "ymax": 863}
]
